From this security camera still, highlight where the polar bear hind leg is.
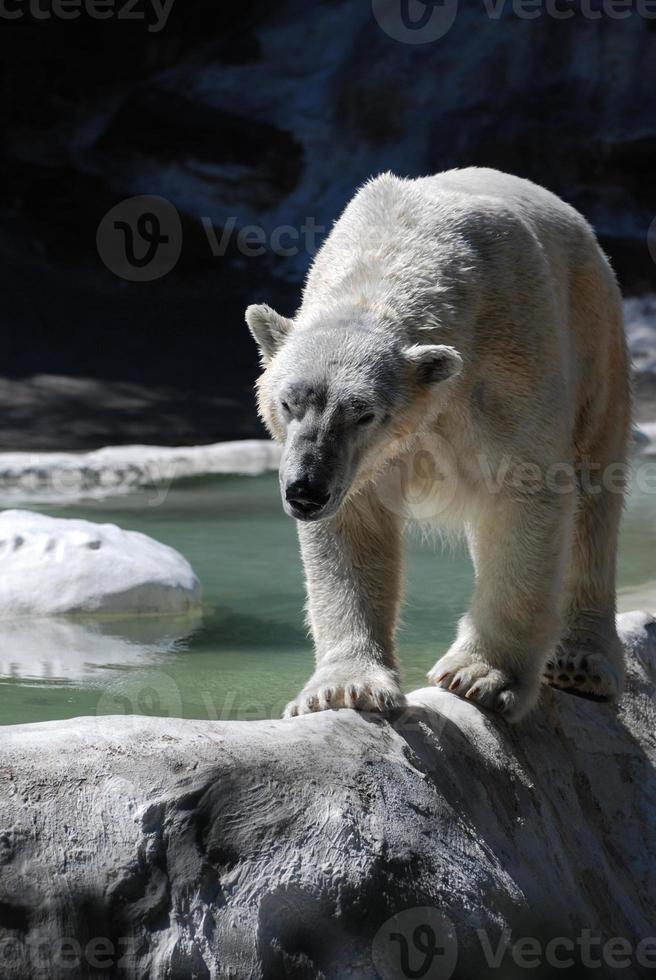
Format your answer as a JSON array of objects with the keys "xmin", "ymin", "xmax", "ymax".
[
  {"xmin": 429, "ymin": 492, "xmax": 573, "ymax": 722},
  {"xmin": 544, "ymin": 473, "xmax": 627, "ymax": 702},
  {"xmin": 544, "ymin": 303, "xmax": 630, "ymax": 703}
]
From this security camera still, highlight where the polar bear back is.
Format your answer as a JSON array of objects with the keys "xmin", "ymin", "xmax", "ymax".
[
  {"xmin": 297, "ymin": 167, "xmax": 626, "ymax": 463},
  {"xmin": 299, "ymin": 168, "xmax": 618, "ymax": 358}
]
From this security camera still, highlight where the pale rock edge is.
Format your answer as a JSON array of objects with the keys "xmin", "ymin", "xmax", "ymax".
[
  {"xmin": 0, "ymin": 439, "xmax": 282, "ymax": 504},
  {"xmin": 0, "ymin": 418, "xmax": 652, "ymax": 508}
]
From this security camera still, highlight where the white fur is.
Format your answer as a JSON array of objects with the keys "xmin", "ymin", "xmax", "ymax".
[{"xmin": 249, "ymin": 168, "xmax": 631, "ymax": 722}]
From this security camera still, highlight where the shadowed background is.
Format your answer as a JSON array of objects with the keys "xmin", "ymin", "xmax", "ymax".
[{"xmin": 2, "ymin": 0, "xmax": 656, "ymax": 448}]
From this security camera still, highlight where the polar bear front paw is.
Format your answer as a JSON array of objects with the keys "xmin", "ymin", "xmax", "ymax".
[
  {"xmin": 428, "ymin": 649, "xmax": 537, "ymax": 722},
  {"xmin": 283, "ymin": 663, "xmax": 405, "ymax": 717}
]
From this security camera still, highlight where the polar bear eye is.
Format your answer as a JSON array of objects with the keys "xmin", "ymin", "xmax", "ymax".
[{"xmin": 351, "ymin": 399, "xmax": 374, "ymax": 425}]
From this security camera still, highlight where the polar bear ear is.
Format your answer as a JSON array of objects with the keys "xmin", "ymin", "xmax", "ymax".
[
  {"xmin": 245, "ymin": 304, "xmax": 294, "ymax": 365},
  {"xmin": 404, "ymin": 344, "xmax": 463, "ymax": 386}
]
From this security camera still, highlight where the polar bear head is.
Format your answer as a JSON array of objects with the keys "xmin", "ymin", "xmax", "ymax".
[{"xmin": 246, "ymin": 303, "xmax": 462, "ymax": 522}]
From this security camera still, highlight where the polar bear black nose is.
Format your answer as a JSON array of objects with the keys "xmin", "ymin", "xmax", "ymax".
[{"xmin": 285, "ymin": 480, "xmax": 330, "ymax": 516}]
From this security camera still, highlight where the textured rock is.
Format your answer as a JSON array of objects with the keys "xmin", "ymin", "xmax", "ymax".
[
  {"xmin": 7, "ymin": 0, "xmax": 656, "ymax": 281},
  {"xmin": 0, "ymin": 510, "xmax": 201, "ymax": 617},
  {"xmin": 2, "ymin": 2, "xmax": 656, "ymax": 449},
  {"xmin": 0, "ymin": 611, "xmax": 655, "ymax": 979},
  {"xmin": 0, "ymin": 440, "xmax": 280, "ymax": 505}
]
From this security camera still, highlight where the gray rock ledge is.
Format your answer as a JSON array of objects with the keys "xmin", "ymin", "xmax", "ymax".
[{"xmin": 1, "ymin": 611, "xmax": 655, "ymax": 980}]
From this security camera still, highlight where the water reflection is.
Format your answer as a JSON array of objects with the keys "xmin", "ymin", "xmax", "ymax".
[{"xmin": 0, "ymin": 613, "xmax": 202, "ymax": 684}]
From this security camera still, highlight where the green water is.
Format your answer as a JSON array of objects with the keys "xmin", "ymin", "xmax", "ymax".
[{"xmin": 1, "ymin": 468, "xmax": 654, "ymax": 726}]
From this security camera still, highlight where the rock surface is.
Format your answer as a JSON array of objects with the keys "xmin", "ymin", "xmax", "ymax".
[
  {"xmin": 0, "ymin": 510, "xmax": 201, "ymax": 617},
  {"xmin": 0, "ymin": 611, "xmax": 655, "ymax": 979},
  {"xmin": 627, "ymin": 296, "xmax": 656, "ymax": 422},
  {"xmin": 640, "ymin": 423, "xmax": 656, "ymax": 454},
  {"xmin": 0, "ymin": 440, "xmax": 280, "ymax": 505},
  {"xmin": 3, "ymin": 2, "xmax": 656, "ymax": 449}
]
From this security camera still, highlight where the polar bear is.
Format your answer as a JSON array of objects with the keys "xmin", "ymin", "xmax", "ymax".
[{"xmin": 246, "ymin": 168, "xmax": 630, "ymax": 722}]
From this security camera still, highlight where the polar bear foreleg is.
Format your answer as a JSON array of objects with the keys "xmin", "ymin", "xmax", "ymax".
[{"xmin": 284, "ymin": 489, "xmax": 405, "ymax": 717}]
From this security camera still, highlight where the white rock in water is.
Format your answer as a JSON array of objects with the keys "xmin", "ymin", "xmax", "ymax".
[
  {"xmin": 0, "ymin": 611, "xmax": 654, "ymax": 978},
  {"xmin": 637, "ymin": 421, "xmax": 656, "ymax": 454},
  {"xmin": 625, "ymin": 294, "xmax": 656, "ymax": 379},
  {"xmin": 0, "ymin": 510, "xmax": 201, "ymax": 617},
  {"xmin": 0, "ymin": 439, "xmax": 281, "ymax": 504}
]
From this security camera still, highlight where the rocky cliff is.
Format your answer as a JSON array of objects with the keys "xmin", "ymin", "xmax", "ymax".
[
  {"xmin": 1, "ymin": 611, "xmax": 655, "ymax": 978},
  {"xmin": 2, "ymin": 1, "xmax": 656, "ymax": 446}
]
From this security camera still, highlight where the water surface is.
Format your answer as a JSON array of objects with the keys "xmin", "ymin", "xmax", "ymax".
[{"xmin": 1, "ymin": 467, "xmax": 654, "ymax": 726}]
